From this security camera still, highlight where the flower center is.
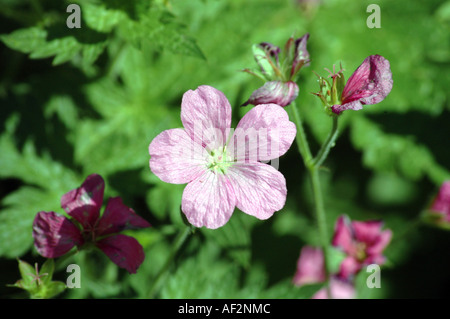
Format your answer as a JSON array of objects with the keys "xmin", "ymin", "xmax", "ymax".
[
  {"xmin": 355, "ymin": 242, "xmax": 368, "ymax": 262},
  {"xmin": 206, "ymin": 147, "xmax": 232, "ymax": 174}
]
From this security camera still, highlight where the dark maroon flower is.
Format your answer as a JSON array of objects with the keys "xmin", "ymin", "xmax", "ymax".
[
  {"xmin": 332, "ymin": 215, "xmax": 392, "ymax": 279},
  {"xmin": 32, "ymin": 174, "xmax": 151, "ymax": 274}
]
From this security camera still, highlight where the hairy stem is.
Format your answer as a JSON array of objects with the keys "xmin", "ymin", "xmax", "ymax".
[
  {"xmin": 313, "ymin": 117, "xmax": 339, "ymax": 168},
  {"xmin": 288, "ymin": 100, "xmax": 333, "ymax": 298}
]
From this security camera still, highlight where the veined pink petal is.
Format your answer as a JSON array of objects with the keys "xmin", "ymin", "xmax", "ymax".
[
  {"xmin": 96, "ymin": 197, "xmax": 151, "ymax": 237},
  {"xmin": 149, "ymin": 128, "xmax": 208, "ymax": 184},
  {"xmin": 230, "ymin": 103, "xmax": 296, "ymax": 162},
  {"xmin": 96, "ymin": 234, "xmax": 145, "ymax": 274},
  {"xmin": 312, "ymin": 277, "xmax": 356, "ymax": 299},
  {"xmin": 332, "ymin": 215, "xmax": 355, "ymax": 255},
  {"xmin": 293, "ymin": 246, "xmax": 326, "ymax": 287},
  {"xmin": 334, "ymin": 55, "xmax": 393, "ymax": 115},
  {"xmin": 342, "ymin": 55, "xmax": 393, "ymax": 105},
  {"xmin": 61, "ymin": 174, "xmax": 104, "ymax": 228},
  {"xmin": 32, "ymin": 211, "xmax": 83, "ymax": 258},
  {"xmin": 226, "ymin": 162, "xmax": 286, "ymax": 220},
  {"xmin": 181, "ymin": 170, "xmax": 236, "ymax": 229},
  {"xmin": 181, "ymin": 85, "xmax": 232, "ymax": 151},
  {"xmin": 242, "ymin": 81, "xmax": 299, "ymax": 107},
  {"xmin": 338, "ymin": 256, "xmax": 362, "ymax": 279}
]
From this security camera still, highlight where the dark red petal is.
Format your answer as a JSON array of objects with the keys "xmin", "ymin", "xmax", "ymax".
[
  {"xmin": 96, "ymin": 234, "xmax": 146, "ymax": 274},
  {"xmin": 61, "ymin": 174, "xmax": 105, "ymax": 228},
  {"xmin": 32, "ymin": 211, "xmax": 83, "ymax": 258},
  {"xmin": 96, "ymin": 197, "xmax": 151, "ymax": 236}
]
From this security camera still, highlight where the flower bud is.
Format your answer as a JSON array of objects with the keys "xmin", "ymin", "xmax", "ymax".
[
  {"xmin": 242, "ymin": 80, "xmax": 299, "ymax": 107},
  {"xmin": 423, "ymin": 181, "xmax": 450, "ymax": 230}
]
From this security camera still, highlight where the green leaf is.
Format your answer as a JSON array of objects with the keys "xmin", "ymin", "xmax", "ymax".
[
  {"xmin": 0, "ymin": 187, "xmax": 60, "ymax": 258},
  {"xmin": 39, "ymin": 259, "xmax": 55, "ymax": 286},
  {"xmin": 83, "ymin": 3, "xmax": 127, "ymax": 33},
  {"xmin": 17, "ymin": 259, "xmax": 37, "ymax": 290},
  {"xmin": 160, "ymin": 241, "xmax": 240, "ymax": 298},
  {"xmin": 0, "ymin": 26, "xmax": 106, "ymax": 70},
  {"xmin": 202, "ymin": 213, "xmax": 254, "ymax": 268},
  {"xmin": 119, "ymin": 7, "xmax": 205, "ymax": 59}
]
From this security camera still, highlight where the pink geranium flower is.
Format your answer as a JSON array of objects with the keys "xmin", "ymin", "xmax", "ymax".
[
  {"xmin": 331, "ymin": 55, "xmax": 393, "ymax": 115},
  {"xmin": 149, "ymin": 85, "xmax": 296, "ymax": 229},
  {"xmin": 332, "ymin": 215, "xmax": 392, "ymax": 279},
  {"xmin": 314, "ymin": 55, "xmax": 393, "ymax": 115},
  {"xmin": 32, "ymin": 174, "xmax": 151, "ymax": 274},
  {"xmin": 293, "ymin": 246, "xmax": 325, "ymax": 287},
  {"xmin": 312, "ymin": 277, "xmax": 356, "ymax": 299}
]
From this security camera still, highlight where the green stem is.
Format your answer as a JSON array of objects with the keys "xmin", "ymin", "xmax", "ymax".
[
  {"xmin": 288, "ymin": 100, "xmax": 332, "ymax": 298},
  {"xmin": 309, "ymin": 166, "xmax": 332, "ymax": 297},
  {"xmin": 390, "ymin": 216, "xmax": 422, "ymax": 246},
  {"xmin": 287, "ymin": 101, "xmax": 313, "ymax": 168},
  {"xmin": 147, "ymin": 226, "xmax": 192, "ymax": 298},
  {"xmin": 313, "ymin": 117, "xmax": 339, "ymax": 167},
  {"xmin": 54, "ymin": 248, "xmax": 78, "ymax": 270}
]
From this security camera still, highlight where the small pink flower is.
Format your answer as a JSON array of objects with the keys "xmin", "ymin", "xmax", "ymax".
[
  {"xmin": 332, "ymin": 215, "xmax": 392, "ymax": 279},
  {"xmin": 314, "ymin": 55, "xmax": 393, "ymax": 116},
  {"xmin": 293, "ymin": 246, "xmax": 326, "ymax": 287},
  {"xmin": 331, "ymin": 55, "xmax": 393, "ymax": 115},
  {"xmin": 425, "ymin": 181, "xmax": 450, "ymax": 228},
  {"xmin": 32, "ymin": 174, "xmax": 151, "ymax": 274},
  {"xmin": 312, "ymin": 277, "xmax": 356, "ymax": 299},
  {"xmin": 149, "ymin": 85, "xmax": 296, "ymax": 229}
]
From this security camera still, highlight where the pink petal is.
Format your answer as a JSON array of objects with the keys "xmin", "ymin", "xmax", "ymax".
[
  {"xmin": 352, "ymin": 220, "xmax": 384, "ymax": 245},
  {"xmin": 226, "ymin": 162, "xmax": 286, "ymax": 220},
  {"xmin": 229, "ymin": 103, "xmax": 296, "ymax": 162},
  {"xmin": 96, "ymin": 197, "xmax": 151, "ymax": 236},
  {"xmin": 181, "ymin": 85, "xmax": 232, "ymax": 151},
  {"xmin": 334, "ymin": 55, "xmax": 393, "ymax": 114},
  {"xmin": 149, "ymin": 128, "xmax": 208, "ymax": 184},
  {"xmin": 332, "ymin": 215, "xmax": 355, "ymax": 255},
  {"xmin": 312, "ymin": 277, "xmax": 356, "ymax": 299},
  {"xmin": 293, "ymin": 246, "xmax": 326, "ymax": 287},
  {"xmin": 337, "ymin": 256, "xmax": 362, "ymax": 279},
  {"xmin": 61, "ymin": 174, "xmax": 104, "ymax": 228},
  {"xmin": 430, "ymin": 181, "xmax": 450, "ymax": 218},
  {"xmin": 32, "ymin": 211, "xmax": 83, "ymax": 258},
  {"xmin": 242, "ymin": 81, "xmax": 299, "ymax": 107},
  {"xmin": 96, "ymin": 234, "xmax": 146, "ymax": 274},
  {"xmin": 366, "ymin": 229, "xmax": 392, "ymax": 257},
  {"xmin": 181, "ymin": 170, "xmax": 236, "ymax": 229}
]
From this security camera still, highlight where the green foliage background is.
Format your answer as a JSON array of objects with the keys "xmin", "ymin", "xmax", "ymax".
[{"xmin": 0, "ymin": 0, "xmax": 449, "ymax": 298}]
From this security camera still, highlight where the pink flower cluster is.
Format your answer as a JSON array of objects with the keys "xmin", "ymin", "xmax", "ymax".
[{"xmin": 293, "ymin": 215, "xmax": 392, "ymax": 299}]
